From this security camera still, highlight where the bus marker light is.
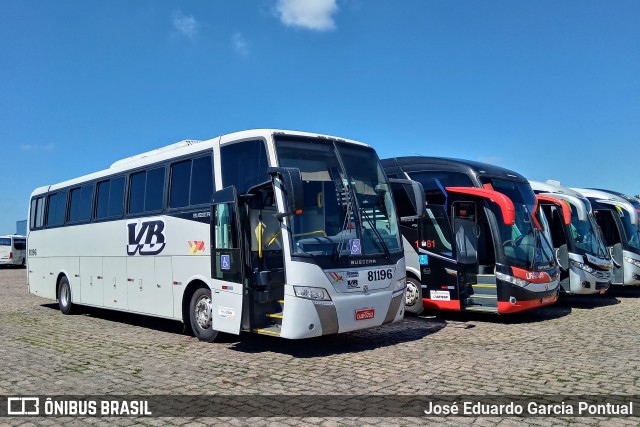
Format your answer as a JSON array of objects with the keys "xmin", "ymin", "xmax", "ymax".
[{"xmin": 509, "ymin": 296, "xmax": 517, "ymax": 305}]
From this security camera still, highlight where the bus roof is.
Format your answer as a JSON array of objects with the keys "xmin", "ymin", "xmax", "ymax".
[
  {"xmin": 30, "ymin": 129, "xmax": 369, "ymax": 197},
  {"xmin": 381, "ymin": 156, "xmax": 528, "ymax": 183},
  {"xmin": 573, "ymin": 188, "xmax": 639, "ymax": 223},
  {"xmin": 530, "ymin": 180, "xmax": 591, "ymax": 221}
]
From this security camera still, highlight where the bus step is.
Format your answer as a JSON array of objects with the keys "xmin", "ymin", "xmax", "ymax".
[
  {"xmin": 468, "ymin": 294, "xmax": 497, "ymax": 299},
  {"xmin": 463, "ymin": 305, "xmax": 498, "ymax": 313},
  {"xmin": 476, "ymin": 275, "xmax": 497, "ymax": 285},
  {"xmin": 471, "ymin": 283, "xmax": 497, "ymax": 289},
  {"xmin": 266, "ymin": 312, "xmax": 283, "ymax": 319},
  {"xmin": 278, "ymin": 300, "xmax": 285, "ymax": 305},
  {"xmin": 255, "ymin": 325, "xmax": 281, "ymax": 336}
]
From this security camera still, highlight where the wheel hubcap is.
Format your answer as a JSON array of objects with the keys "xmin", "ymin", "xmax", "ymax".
[
  {"xmin": 61, "ymin": 285, "xmax": 69, "ymax": 307},
  {"xmin": 405, "ymin": 280, "xmax": 419, "ymax": 306},
  {"xmin": 195, "ymin": 295, "xmax": 212, "ymax": 329}
]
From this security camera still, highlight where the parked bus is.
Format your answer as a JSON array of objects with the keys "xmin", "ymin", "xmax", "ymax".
[
  {"xmin": 572, "ymin": 188, "xmax": 640, "ymax": 286},
  {"xmin": 0, "ymin": 235, "xmax": 26, "ymax": 267},
  {"xmin": 382, "ymin": 157, "xmax": 560, "ymax": 314},
  {"xmin": 28, "ymin": 129, "xmax": 422, "ymax": 341},
  {"xmin": 530, "ymin": 181, "xmax": 612, "ymax": 294}
]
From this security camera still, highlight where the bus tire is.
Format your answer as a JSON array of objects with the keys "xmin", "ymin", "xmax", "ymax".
[
  {"xmin": 404, "ymin": 276, "xmax": 423, "ymax": 316},
  {"xmin": 58, "ymin": 276, "xmax": 74, "ymax": 315},
  {"xmin": 189, "ymin": 287, "xmax": 219, "ymax": 342}
]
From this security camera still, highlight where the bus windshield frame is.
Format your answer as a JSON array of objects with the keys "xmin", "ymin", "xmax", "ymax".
[
  {"xmin": 275, "ymin": 137, "xmax": 402, "ymax": 260},
  {"xmin": 481, "ymin": 177, "xmax": 555, "ymax": 271}
]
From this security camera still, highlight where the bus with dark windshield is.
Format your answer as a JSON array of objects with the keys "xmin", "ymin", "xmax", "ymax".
[
  {"xmin": 382, "ymin": 157, "xmax": 560, "ymax": 314},
  {"xmin": 572, "ymin": 188, "xmax": 640, "ymax": 286},
  {"xmin": 530, "ymin": 181, "xmax": 612, "ymax": 294},
  {"xmin": 28, "ymin": 129, "xmax": 419, "ymax": 341}
]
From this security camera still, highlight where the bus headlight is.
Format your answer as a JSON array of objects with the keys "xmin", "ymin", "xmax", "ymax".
[
  {"xmin": 570, "ymin": 260, "xmax": 596, "ymax": 274},
  {"xmin": 393, "ymin": 277, "xmax": 406, "ymax": 292},
  {"xmin": 293, "ymin": 286, "xmax": 332, "ymax": 301},
  {"xmin": 624, "ymin": 257, "xmax": 640, "ymax": 268},
  {"xmin": 495, "ymin": 272, "xmax": 529, "ymax": 288}
]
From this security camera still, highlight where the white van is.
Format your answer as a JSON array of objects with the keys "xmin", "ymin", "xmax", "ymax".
[{"xmin": 0, "ymin": 235, "xmax": 26, "ymax": 267}]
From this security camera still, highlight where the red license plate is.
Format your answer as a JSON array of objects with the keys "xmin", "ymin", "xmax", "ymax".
[
  {"xmin": 541, "ymin": 296, "xmax": 555, "ymax": 304},
  {"xmin": 355, "ymin": 308, "xmax": 375, "ymax": 321}
]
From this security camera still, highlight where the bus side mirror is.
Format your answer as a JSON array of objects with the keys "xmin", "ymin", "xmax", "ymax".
[
  {"xmin": 268, "ymin": 167, "xmax": 304, "ymax": 219},
  {"xmin": 389, "ymin": 178, "xmax": 425, "ymax": 220}
]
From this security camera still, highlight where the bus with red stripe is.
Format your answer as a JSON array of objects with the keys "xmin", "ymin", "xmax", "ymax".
[{"xmin": 382, "ymin": 157, "xmax": 560, "ymax": 315}]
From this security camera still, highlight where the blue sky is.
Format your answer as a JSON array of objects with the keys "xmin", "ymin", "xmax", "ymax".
[{"xmin": 1, "ymin": 0, "xmax": 639, "ymax": 234}]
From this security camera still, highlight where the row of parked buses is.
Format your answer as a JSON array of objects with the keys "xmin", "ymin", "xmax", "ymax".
[{"xmin": 25, "ymin": 129, "xmax": 640, "ymax": 341}]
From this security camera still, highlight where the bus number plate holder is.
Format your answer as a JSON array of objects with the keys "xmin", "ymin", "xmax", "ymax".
[{"xmin": 355, "ymin": 308, "xmax": 375, "ymax": 321}]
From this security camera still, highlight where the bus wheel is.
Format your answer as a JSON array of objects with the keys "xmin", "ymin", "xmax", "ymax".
[
  {"xmin": 404, "ymin": 277, "xmax": 423, "ymax": 316},
  {"xmin": 58, "ymin": 276, "xmax": 74, "ymax": 315},
  {"xmin": 189, "ymin": 287, "xmax": 219, "ymax": 342}
]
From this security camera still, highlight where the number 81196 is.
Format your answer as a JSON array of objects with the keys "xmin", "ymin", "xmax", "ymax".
[{"xmin": 367, "ymin": 269, "xmax": 393, "ymax": 282}]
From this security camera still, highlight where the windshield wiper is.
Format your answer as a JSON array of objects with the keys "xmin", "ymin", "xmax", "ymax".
[{"xmin": 360, "ymin": 207, "xmax": 391, "ymax": 260}]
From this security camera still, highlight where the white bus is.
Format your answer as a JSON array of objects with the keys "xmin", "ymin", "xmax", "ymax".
[
  {"xmin": 28, "ymin": 129, "xmax": 421, "ymax": 341},
  {"xmin": 0, "ymin": 235, "xmax": 26, "ymax": 267}
]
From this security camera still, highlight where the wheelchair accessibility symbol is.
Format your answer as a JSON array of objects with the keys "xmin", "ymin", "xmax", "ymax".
[
  {"xmin": 220, "ymin": 254, "xmax": 231, "ymax": 270},
  {"xmin": 419, "ymin": 255, "xmax": 429, "ymax": 265},
  {"xmin": 349, "ymin": 239, "xmax": 362, "ymax": 255}
]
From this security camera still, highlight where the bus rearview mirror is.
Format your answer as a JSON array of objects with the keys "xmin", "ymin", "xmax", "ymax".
[{"xmin": 268, "ymin": 167, "xmax": 304, "ymax": 219}]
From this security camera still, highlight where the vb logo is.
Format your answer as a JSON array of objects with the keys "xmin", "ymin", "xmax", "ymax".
[{"xmin": 127, "ymin": 219, "xmax": 166, "ymax": 256}]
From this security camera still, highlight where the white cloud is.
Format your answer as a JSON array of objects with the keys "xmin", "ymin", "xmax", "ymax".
[
  {"xmin": 275, "ymin": 0, "xmax": 339, "ymax": 31},
  {"xmin": 232, "ymin": 33, "xmax": 249, "ymax": 56},
  {"xmin": 172, "ymin": 10, "xmax": 199, "ymax": 38},
  {"xmin": 19, "ymin": 143, "xmax": 55, "ymax": 152}
]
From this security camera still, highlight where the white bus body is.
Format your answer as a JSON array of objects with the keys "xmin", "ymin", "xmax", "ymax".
[
  {"xmin": 27, "ymin": 129, "xmax": 408, "ymax": 340},
  {"xmin": 0, "ymin": 235, "xmax": 26, "ymax": 267}
]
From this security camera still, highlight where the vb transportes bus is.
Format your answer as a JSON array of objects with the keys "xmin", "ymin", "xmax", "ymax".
[
  {"xmin": 382, "ymin": 157, "xmax": 560, "ymax": 315},
  {"xmin": 28, "ymin": 129, "xmax": 422, "ymax": 341},
  {"xmin": 572, "ymin": 188, "xmax": 640, "ymax": 286},
  {"xmin": 530, "ymin": 181, "xmax": 612, "ymax": 295},
  {"xmin": 0, "ymin": 235, "xmax": 26, "ymax": 267}
]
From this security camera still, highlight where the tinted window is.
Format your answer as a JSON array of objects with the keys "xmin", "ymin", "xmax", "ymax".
[
  {"xmin": 170, "ymin": 160, "xmax": 191, "ymax": 208},
  {"xmin": 35, "ymin": 197, "xmax": 45, "ymax": 228},
  {"xmin": 30, "ymin": 198, "xmax": 37, "ymax": 229},
  {"xmin": 221, "ymin": 140, "xmax": 269, "ymax": 194},
  {"xmin": 46, "ymin": 191, "xmax": 67, "ymax": 226},
  {"xmin": 109, "ymin": 177, "xmax": 125, "ymax": 217},
  {"xmin": 145, "ymin": 167, "xmax": 165, "ymax": 212},
  {"xmin": 68, "ymin": 185, "xmax": 94, "ymax": 223},
  {"xmin": 0, "ymin": 238, "xmax": 9, "ymax": 246},
  {"xmin": 96, "ymin": 180, "xmax": 111, "ymax": 219},
  {"xmin": 191, "ymin": 156, "xmax": 214, "ymax": 204},
  {"xmin": 13, "ymin": 239, "xmax": 26, "ymax": 250},
  {"xmin": 129, "ymin": 168, "xmax": 165, "ymax": 214},
  {"xmin": 129, "ymin": 172, "xmax": 146, "ymax": 214}
]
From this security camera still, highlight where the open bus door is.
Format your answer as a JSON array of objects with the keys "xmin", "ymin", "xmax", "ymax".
[
  {"xmin": 593, "ymin": 208, "xmax": 624, "ymax": 284},
  {"xmin": 208, "ymin": 185, "xmax": 246, "ymax": 336}
]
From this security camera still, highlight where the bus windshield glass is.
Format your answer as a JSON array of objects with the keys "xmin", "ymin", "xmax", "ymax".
[
  {"xmin": 276, "ymin": 138, "xmax": 402, "ymax": 257},
  {"xmin": 620, "ymin": 209, "xmax": 640, "ymax": 250},
  {"xmin": 570, "ymin": 208, "xmax": 609, "ymax": 258},
  {"xmin": 482, "ymin": 178, "xmax": 555, "ymax": 270}
]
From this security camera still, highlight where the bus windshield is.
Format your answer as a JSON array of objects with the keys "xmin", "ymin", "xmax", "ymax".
[
  {"xmin": 276, "ymin": 138, "xmax": 402, "ymax": 257},
  {"xmin": 620, "ymin": 209, "xmax": 640, "ymax": 251},
  {"xmin": 482, "ymin": 178, "xmax": 555, "ymax": 270},
  {"xmin": 570, "ymin": 209, "xmax": 609, "ymax": 258}
]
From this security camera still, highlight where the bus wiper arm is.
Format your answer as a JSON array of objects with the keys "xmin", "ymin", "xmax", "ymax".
[{"xmin": 360, "ymin": 207, "xmax": 391, "ymax": 260}]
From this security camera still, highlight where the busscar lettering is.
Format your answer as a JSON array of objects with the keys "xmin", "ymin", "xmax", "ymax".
[{"xmin": 127, "ymin": 219, "xmax": 166, "ymax": 255}]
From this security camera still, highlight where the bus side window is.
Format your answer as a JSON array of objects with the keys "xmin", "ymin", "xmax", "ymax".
[
  {"xmin": 221, "ymin": 140, "xmax": 269, "ymax": 194},
  {"xmin": 30, "ymin": 197, "xmax": 46, "ymax": 230},
  {"xmin": 46, "ymin": 191, "xmax": 68, "ymax": 227},
  {"xmin": 422, "ymin": 205, "xmax": 454, "ymax": 258}
]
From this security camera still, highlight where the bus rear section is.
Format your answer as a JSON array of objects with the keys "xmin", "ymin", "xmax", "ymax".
[
  {"xmin": 383, "ymin": 156, "xmax": 560, "ymax": 315},
  {"xmin": 0, "ymin": 235, "xmax": 26, "ymax": 267}
]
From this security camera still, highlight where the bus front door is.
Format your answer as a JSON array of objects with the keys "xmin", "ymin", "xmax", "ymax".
[
  {"xmin": 452, "ymin": 201, "xmax": 497, "ymax": 312},
  {"xmin": 209, "ymin": 186, "xmax": 246, "ymax": 334}
]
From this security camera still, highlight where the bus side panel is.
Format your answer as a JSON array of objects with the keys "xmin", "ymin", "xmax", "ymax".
[
  {"xmin": 80, "ymin": 257, "xmax": 103, "ymax": 306},
  {"xmin": 103, "ymin": 257, "xmax": 128, "ymax": 310},
  {"xmin": 28, "ymin": 257, "xmax": 53, "ymax": 299},
  {"xmin": 171, "ymin": 256, "xmax": 211, "ymax": 321}
]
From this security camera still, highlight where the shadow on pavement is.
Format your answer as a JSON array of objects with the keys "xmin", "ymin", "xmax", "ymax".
[
  {"xmin": 41, "ymin": 303, "xmax": 185, "ymax": 335},
  {"xmin": 227, "ymin": 316, "xmax": 447, "ymax": 357},
  {"xmin": 424, "ymin": 303, "xmax": 572, "ymax": 325},
  {"xmin": 554, "ymin": 293, "xmax": 620, "ymax": 310},
  {"xmin": 605, "ymin": 285, "xmax": 640, "ymax": 298}
]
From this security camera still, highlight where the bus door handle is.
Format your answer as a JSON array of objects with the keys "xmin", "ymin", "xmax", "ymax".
[{"xmin": 139, "ymin": 279, "xmax": 143, "ymax": 290}]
